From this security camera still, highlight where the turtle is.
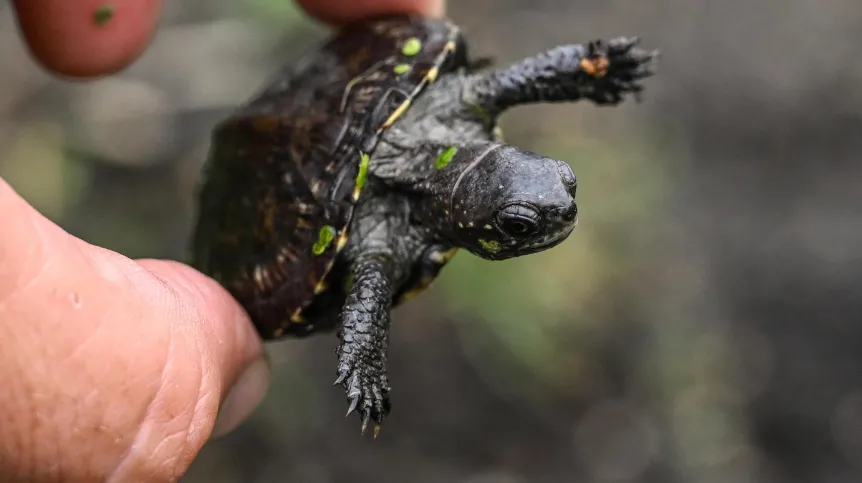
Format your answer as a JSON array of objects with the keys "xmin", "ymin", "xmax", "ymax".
[{"xmin": 190, "ymin": 14, "xmax": 658, "ymax": 435}]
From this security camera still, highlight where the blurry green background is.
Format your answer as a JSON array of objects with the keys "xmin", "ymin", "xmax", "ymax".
[{"xmin": 3, "ymin": 0, "xmax": 862, "ymax": 482}]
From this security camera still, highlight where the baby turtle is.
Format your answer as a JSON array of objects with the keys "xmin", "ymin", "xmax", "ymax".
[{"xmin": 190, "ymin": 15, "xmax": 657, "ymax": 435}]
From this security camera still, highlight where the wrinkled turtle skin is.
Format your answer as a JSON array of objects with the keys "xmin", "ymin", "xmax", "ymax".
[{"xmin": 190, "ymin": 14, "xmax": 658, "ymax": 435}]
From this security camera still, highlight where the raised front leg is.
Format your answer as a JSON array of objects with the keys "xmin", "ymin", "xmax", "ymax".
[
  {"xmin": 463, "ymin": 37, "xmax": 658, "ymax": 118},
  {"xmin": 334, "ymin": 256, "xmax": 393, "ymax": 435}
]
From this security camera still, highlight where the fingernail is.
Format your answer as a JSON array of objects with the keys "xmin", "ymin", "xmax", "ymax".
[{"xmin": 212, "ymin": 357, "xmax": 270, "ymax": 438}]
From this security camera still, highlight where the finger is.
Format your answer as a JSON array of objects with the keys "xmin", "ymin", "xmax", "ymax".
[
  {"xmin": 0, "ymin": 178, "xmax": 267, "ymax": 481},
  {"xmin": 296, "ymin": 0, "xmax": 445, "ymax": 26},
  {"xmin": 11, "ymin": 0, "xmax": 163, "ymax": 79},
  {"xmin": 133, "ymin": 258, "xmax": 270, "ymax": 438},
  {"xmin": 110, "ymin": 259, "xmax": 270, "ymax": 479}
]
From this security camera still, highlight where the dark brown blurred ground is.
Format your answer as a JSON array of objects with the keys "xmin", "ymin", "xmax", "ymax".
[{"xmin": 2, "ymin": 0, "xmax": 861, "ymax": 482}]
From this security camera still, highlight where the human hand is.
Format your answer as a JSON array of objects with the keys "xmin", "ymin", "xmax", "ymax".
[
  {"xmin": 12, "ymin": 0, "xmax": 445, "ymax": 79},
  {"xmin": 3, "ymin": 0, "xmax": 444, "ymax": 481}
]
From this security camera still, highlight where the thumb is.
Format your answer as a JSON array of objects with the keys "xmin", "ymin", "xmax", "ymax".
[
  {"xmin": 135, "ymin": 258, "xmax": 271, "ymax": 439},
  {"xmin": 0, "ymin": 178, "xmax": 268, "ymax": 481},
  {"xmin": 12, "ymin": 0, "xmax": 163, "ymax": 78}
]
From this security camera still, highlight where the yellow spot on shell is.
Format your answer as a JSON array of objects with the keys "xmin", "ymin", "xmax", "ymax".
[
  {"xmin": 383, "ymin": 100, "xmax": 411, "ymax": 128},
  {"xmin": 335, "ymin": 232, "xmax": 349, "ymax": 250},
  {"xmin": 313, "ymin": 225, "xmax": 335, "ymax": 255},
  {"xmin": 314, "ymin": 280, "xmax": 328, "ymax": 294},
  {"xmin": 290, "ymin": 310, "xmax": 304, "ymax": 323},
  {"xmin": 426, "ymin": 66, "xmax": 439, "ymax": 82}
]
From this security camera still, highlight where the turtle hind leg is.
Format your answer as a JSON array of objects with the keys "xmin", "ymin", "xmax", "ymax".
[{"xmin": 334, "ymin": 256, "xmax": 393, "ymax": 435}]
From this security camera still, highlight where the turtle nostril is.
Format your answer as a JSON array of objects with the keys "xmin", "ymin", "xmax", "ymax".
[
  {"xmin": 562, "ymin": 203, "xmax": 578, "ymax": 222},
  {"xmin": 550, "ymin": 203, "xmax": 578, "ymax": 222}
]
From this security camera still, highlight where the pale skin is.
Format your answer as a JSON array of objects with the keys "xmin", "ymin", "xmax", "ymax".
[{"xmin": 2, "ymin": 0, "xmax": 444, "ymax": 481}]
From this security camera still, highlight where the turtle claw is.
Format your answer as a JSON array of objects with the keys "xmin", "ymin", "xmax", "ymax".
[
  {"xmin": 584, "ymin": 37, "xmax": 659, "ymax": 106},
  {"xmin": 361, "ymin": 412, "xmax": 371, "ymax": 435},
  {"xmin": 345, "ymin": 395, "xmax": 359, "ymax": 417},
  {"xmin": 334, "ymin": 372, "xmax": 347, "ymax": 386},
  {"xmin": 335, "ymin": 361, "xmax": 391, "ymax": 434}
]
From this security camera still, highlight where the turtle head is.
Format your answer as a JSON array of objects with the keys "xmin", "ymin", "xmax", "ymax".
[{"xmin": 442, "ymin": 143, "xmax": 578, "ymax": 260}]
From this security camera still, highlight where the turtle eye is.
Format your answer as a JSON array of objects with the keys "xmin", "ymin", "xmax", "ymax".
[{"xmin": 496, "ymin": 204, "xmax": 540, "ymax": 238}]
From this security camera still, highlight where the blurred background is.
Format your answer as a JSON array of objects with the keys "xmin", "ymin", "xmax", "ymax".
[{"xmin": 2, "ymin": 0, "xmax": 861, "ymax": 481}]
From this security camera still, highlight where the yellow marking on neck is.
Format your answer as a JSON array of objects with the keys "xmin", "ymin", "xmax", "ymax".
[{"xmin": 478, "ymin": 239, "xmax": 501, "ymax": 254}]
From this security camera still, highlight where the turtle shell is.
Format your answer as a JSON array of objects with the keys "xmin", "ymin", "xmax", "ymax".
[{"xmin": 190, "ymin": 16, "xmax": 466, "ymax": 338}]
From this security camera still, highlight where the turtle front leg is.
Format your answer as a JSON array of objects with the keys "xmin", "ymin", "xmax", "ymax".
[
  {"xmin": 462, "ymin": 37, "xmax": 659, "ymax": 119},
  {"xmin": 335, "ymin": 256, "xmax": 393, "ymax": 435}
]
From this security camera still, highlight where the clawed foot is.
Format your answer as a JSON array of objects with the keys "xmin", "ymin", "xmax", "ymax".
[
  {"xmin": 334, "ymin": 346, "xmax": 391, "ymax": 437},
  {"xmin": 581, "ymin": 37, "xmax": 659, "ymax": 105}
]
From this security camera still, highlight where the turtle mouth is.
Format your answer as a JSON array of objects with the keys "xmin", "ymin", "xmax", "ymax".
[{"xmin": 478, "ymin": 212, "xmax": 578, "ymax": 261}]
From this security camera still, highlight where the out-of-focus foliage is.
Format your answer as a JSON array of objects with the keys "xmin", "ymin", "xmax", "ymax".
[{"xmin": 2, "ymin": 0, "xmax": 862, "ymax": 482}]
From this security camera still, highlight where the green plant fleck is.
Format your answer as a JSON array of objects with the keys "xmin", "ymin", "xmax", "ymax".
[
  {"xmin": 435, "ymin": 146, "xmax": 458, "ymax": 169},
  {"xmin": 94, "ymin": 4, "xmax": 115, "ymax": 26},
  {"xmin": 393, "ymin": 63, "xmax": 411, "ymax": 75},
  {"xmin": 312, "ymin": 225, "xmax": 335, "ymax": 255},
  {"xmin": 478, "ymin": 239, "xmax": 501, "ymax": 253},
  {"xmin": 402, "ymin": 38, "xmax": 422, "ymax": 56},
  {"xmin": 356, "ymin": 152, "xmax": 370, "ymax": 191}
]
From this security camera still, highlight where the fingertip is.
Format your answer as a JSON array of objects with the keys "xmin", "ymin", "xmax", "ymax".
[
  {"xmin": 212, "ymin": 357, "xmax": 271, "ymax": 438},
  {"xmin": 12, "ymin": 0, "xmax": 163, "ymax": 79},
  {"xmin": 296, "ymin": 0, "xmax": 445, "ymax": 26},
  {"xmin": 135, "ymin": 259, "xmax": 266, "ymax": 389}
]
